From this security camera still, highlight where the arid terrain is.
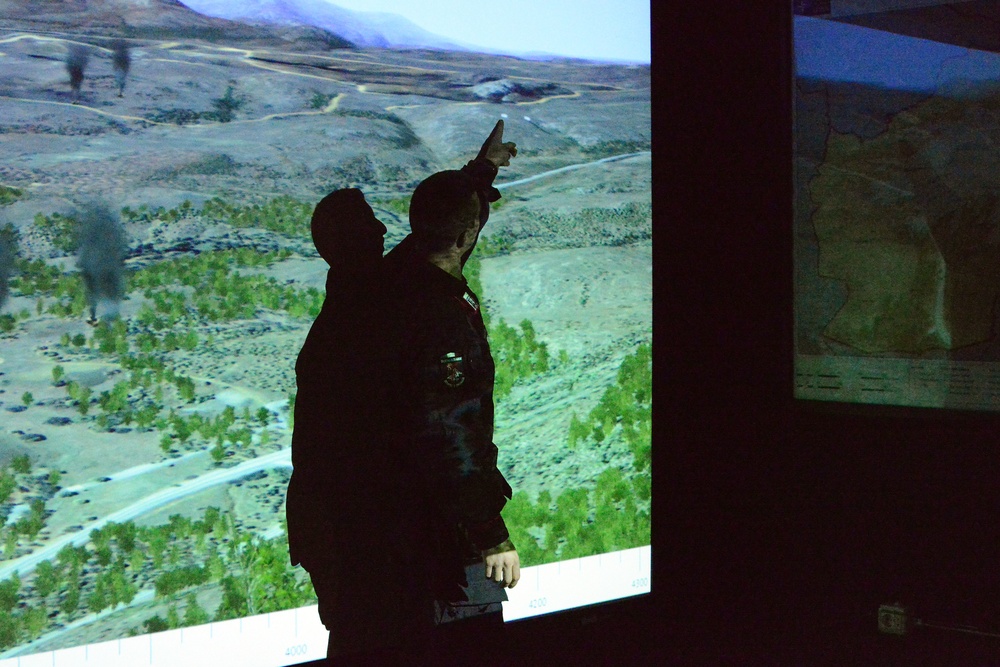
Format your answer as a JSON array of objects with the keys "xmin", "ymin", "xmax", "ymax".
[{"xmin": 0, "ymin": 11, "xmax": 650, "ymax": 658}]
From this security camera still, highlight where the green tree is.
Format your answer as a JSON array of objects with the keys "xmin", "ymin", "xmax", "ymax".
[
  {"xmin": 21, "ymin": 392, "xmax": 32, "ymax": 407},
  {"xmin": 0, "ymin": 574, "xmax": 19, "ymax": 612},
  {"xmin": 166, "ymin": 604, "xmax": 180, "ymax": 629},
  {"xmin": 108, "ymin": 566, "xmax": 137, "ymax": 607},
  {"xmin": 22, "ymin": 605, "xmax": 45, "ymax": 640},
  {"xmin": 255, "ymin": 406, "xmax": 270, "ymax": 425},
  {"xmin": 94, "ymin": 544, "xmax": 113, "ymax": 567},
  {"xmin": 154, "ymin": 565, "xmax": 208, "ymax": 597},
  {"xmin": 209, "ymin": 84, "xmax": 244, "ymax": 122},
  {"xmin": 34, "ymin": 560, "xmax": 58, "ymax": 598},
  {"xmin": 3, "ymin": 531, "xmax": 16, "ymax": 557},
  {"xmin": 142, "ymin": 614, "xmax": 169, "ymax": 633},
  {"xmin": 113, "ymin": 521, "xmax": 137, "ymax": 553},
  {"xmin": 0, "ymin": 473, "xmax": 13, "ymax": 505},
  {"xmin": 56, "ymin": 544, "xmax": 84, "ymax": 571},
  {"xmin": 87, "ymin": 576, "xmax": 109, "ymax": 613},
  {"xmin": 76, "ymin": 385, "xmax": 92, "ymax": 415},
  {"xmin": 214, "ymin": 575, "xmax": 248, "ymax": 621},
  {"xmin": 183, "ymin": 593, "xmax": 209, "ymax": 627},
  {"xmin": 0, "ymin": 613, "xmax": 20, "ymax": 649},
  {"xmin": 148, "ymin": 529, "xmax": 168, "ymax": 569}
]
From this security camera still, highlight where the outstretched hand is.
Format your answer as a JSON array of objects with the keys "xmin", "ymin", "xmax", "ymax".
[{"xmin": 477, "ymin": 119, "xmax": 517, "ymax": 167}]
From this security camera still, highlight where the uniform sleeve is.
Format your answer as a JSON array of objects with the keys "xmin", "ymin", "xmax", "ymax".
[
  {"xmin": 459, "ymin": 157, "xmax": 502, "ymax": 269},
  {"xmin": 397, "ymin": 305, "xmax": 513, "ymax": 552}
]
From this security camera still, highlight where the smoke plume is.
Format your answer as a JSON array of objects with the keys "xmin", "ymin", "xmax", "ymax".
[
  {"xmin": 74, "ymin": 201, "xmax": 127, "ymax": 323},
  {"xmin": 65, "ymin": 44, "xmax": 89, "ymax": 102},
  {"xmin": 0, "ymin": 222, "xmax": 16, "ymax": 312},
  {"xmin": 111, "ymin": 39, "xmax": 131, "ymax": 98}
]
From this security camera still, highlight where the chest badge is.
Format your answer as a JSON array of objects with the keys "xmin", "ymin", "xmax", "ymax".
[{"xmin": 440, "ymin": 352, "xmax": 465, "ymax": 388}]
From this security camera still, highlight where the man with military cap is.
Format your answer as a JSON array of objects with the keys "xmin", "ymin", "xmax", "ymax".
[{"xmin": 287, "ymin": 121, "xmax": 520, "ymax": 666}]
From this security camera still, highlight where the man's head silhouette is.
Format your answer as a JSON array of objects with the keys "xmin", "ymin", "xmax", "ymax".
[
  {"xmin": 409, "ymin": 170, "xmax": 482, "ymax": 254},
  {"xmin": 311, "ymin": 188, "xmax": 387, "ymax": 269}
]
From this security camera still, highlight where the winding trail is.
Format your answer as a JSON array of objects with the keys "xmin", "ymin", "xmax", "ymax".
[
  {"xmin": 0, "ymin": 448, "xmax": 292, "ymax": 581},
  {"xmin": 0, "ymin": 31, "xmax": 631, "ymax": 124},
  {"xmin": 495, "ymin": 151, "xmax": 651, "ymax": 190}
]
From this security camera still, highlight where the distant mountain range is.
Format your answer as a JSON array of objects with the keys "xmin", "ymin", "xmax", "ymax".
[
  {"xmin": 177, "ymin": 0, "xmax": 474, "ymax": 51},
  {"xmin": 0, "ymin": 0, "xmax": 581, "ymax": 59},
  {"xmin": 0, "ymin": 0, "xmax": 350, "ymax": 44}
]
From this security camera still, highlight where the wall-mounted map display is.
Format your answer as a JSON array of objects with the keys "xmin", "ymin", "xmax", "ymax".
[{"xmin": 795, "ymin": 1, "xmax": 1000, "ymax": 410}]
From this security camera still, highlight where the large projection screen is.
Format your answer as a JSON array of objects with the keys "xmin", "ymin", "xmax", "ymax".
[
  {"xmin": 0, "ymin": 1, "xmax": 651, "ymax": 665},
  {"xmin": 795, "ymin": 0, "xmax": 1000, "ymax": 412}
]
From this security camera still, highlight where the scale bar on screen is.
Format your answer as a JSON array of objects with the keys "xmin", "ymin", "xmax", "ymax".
[{"xmin": 0, "ymin": 546, "xmax": 650, "ymax": 667}]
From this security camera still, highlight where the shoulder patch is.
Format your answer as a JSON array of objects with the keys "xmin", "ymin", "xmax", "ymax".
[{"xmin": 462, "ymin": 291, "xmax": 479, "ymax": 312}]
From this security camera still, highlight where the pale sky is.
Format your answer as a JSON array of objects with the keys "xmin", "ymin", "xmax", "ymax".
[{"xmin": 327, "ymin": 0, "xmax": 650, "ymax": 63}]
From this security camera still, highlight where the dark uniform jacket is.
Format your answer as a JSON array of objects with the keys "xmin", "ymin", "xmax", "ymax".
[
  {"xmin": 381, "ymin": 233, "xmax": 514, "ymax": 603},
  {"xmin": 285, "ymin": 158, "xmax": 511, "ymax": 654}
]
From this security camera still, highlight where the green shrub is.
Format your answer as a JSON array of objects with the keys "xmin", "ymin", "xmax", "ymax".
[
  {"xmin": 205, "ymin": 84, "xmax": 245, "ymax": 123},
  {"xmin": 154, "ymin": 565, "xmax": 208, "ymax": 597},
  {"xmin": 476, "ymin": 233, "xmax": 515, "ymax": 257},
  {"xmin": 10, "ymin": 455, "xmax": 30, "ymax": 475},
  {"xmin": 0, "ymin": 185, "xmax": 23, "ymax": 206},
  {"xmin": 33, "ymin": 212, "xmax": 78, "ymax": 253},
  {"xmin": 309, "ymin": 91, "xmax": 334, "ymax": 109},
  {"xmin": 143, "ymin": 108, "xmax": 204, "ymax": 125}
]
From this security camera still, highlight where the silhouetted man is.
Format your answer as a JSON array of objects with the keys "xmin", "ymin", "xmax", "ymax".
[{"xmin": 287, "ymin": 122, "xmax": 520, "ymax": 666}]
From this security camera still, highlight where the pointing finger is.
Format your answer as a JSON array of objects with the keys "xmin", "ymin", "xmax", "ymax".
[{"xmin": 488, "ymin": 120, "xmax": 504, "ymax": 145}]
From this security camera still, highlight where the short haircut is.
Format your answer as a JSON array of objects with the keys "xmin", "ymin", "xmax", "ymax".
[{"xmin": 409, "ymin": 170, "xmax": 481, "ymax": 253}]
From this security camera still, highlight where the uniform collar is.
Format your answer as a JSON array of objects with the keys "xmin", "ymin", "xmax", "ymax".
[
  {"xmin": 386, "ymin": 234, "xmax": 470, "ymax": 296},
  {"xmin": 416, "ymin": 257, "xmax": 469, "ymax": 297}
]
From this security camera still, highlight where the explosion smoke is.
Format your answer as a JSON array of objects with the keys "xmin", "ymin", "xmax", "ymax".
[
  {"xmin": 0, "ymin": 223, "xmax": 16, "ymax": 312},
  {"xmin": 65, "ymin": 44, "xmax": 89, "ymax": 103},
  {"xmin": 111, "ymin": 39, "xmax": 131, "ymax": 98},
  {"xmin": 74, "ymin": 201, "xmax": 127, "ymax": 323}
]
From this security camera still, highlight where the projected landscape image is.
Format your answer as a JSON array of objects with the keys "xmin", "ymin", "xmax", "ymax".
[
  {"xmin": 0, "ymin": 0, "xmax": 651, "ymax": 658},
  {"xmin": 795, "ymin": 2, "xmax": 1000, "ymax": 409}
]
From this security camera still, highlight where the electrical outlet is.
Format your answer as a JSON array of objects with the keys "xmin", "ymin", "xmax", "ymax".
[{"xmin": 878, "ymin": 604, "xmax": 908, "ymax": 636}]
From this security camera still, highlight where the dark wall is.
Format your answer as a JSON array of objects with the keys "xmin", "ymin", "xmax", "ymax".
[{"xmin": 665, "ymin": 3, "xmax": 1000, "ymax": 663}]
